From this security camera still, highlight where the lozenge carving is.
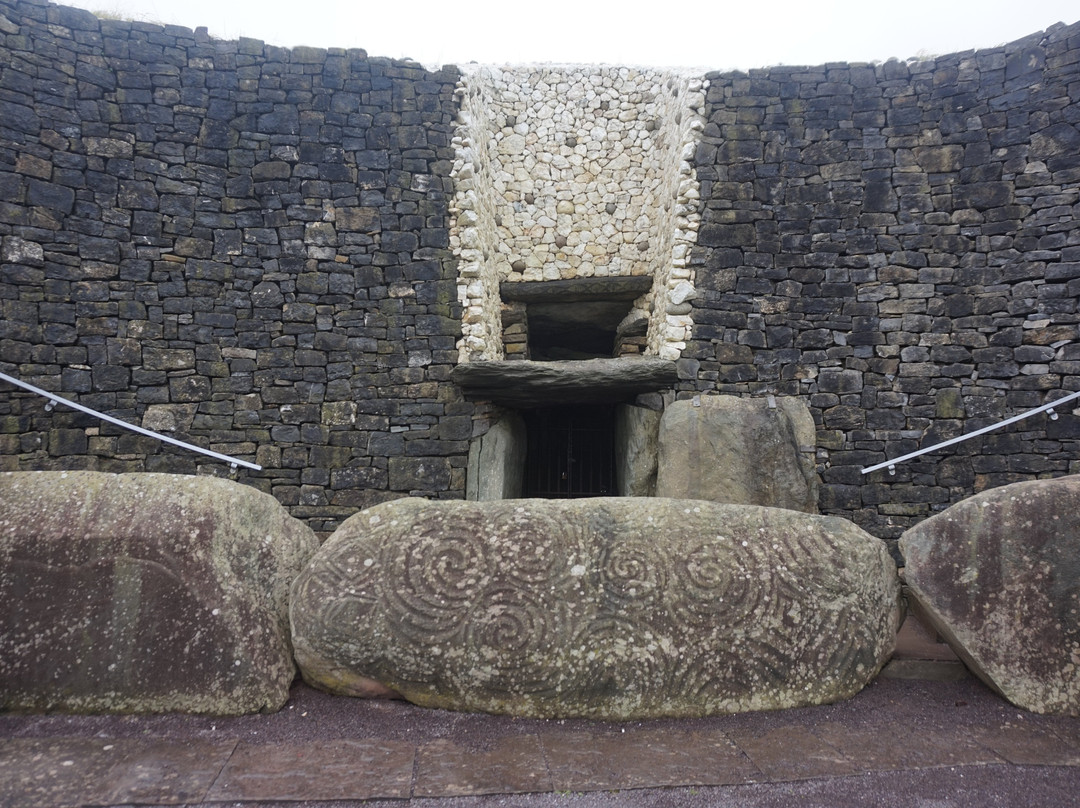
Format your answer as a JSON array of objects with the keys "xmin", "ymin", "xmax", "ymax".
[{"xmin": 291, "ymin": 497, "xmax": 900, "ymax": 719}]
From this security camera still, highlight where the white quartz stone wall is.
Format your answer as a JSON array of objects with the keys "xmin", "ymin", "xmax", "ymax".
[{"xmin": 450, "ymin": 65, "xmax": 707, "ymax": 361}]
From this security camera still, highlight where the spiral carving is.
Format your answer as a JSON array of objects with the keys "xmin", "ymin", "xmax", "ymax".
[
  {"xmin": 672, "ymin": 538, "xmax": 754, "ymax": 626},
  {"xmin": 294, "ymin": 553, "xmax": 380, "ymax": 637},
  {"xmin": 462, "ymin": 584, "xmax": 564, "ymax": 695},
  {"xmin": 573, "ymin": 615, "xmax": 672, "ymax": 704},
  {"xmin": 598, "ymin": 539, "xmax": 666, "ymax": 613},
  {"xmin": 488, "ymin": 507, "xmax": 574, "ymax": 590},
  {"xmin": 291, "ymin": 498, "xmax": 900, "ymax": 719},
  {"xmin": 380, "ymin": 519, "xmax": 490, "ymax": 643}
]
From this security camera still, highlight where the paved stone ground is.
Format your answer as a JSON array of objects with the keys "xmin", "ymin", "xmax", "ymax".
[{"xmin": 2, "ymin": 619, "xmax": 1079, "ymax": 807}]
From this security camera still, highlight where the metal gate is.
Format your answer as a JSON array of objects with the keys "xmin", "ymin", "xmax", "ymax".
[{"xmin": 523, "ymin": 406, "xmax": 616, "ymax": 498}]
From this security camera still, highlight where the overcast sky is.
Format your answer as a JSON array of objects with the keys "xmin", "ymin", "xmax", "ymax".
[{"xmin": 61, "ymin": 0, "xmax": 1080, "ymax": 71}]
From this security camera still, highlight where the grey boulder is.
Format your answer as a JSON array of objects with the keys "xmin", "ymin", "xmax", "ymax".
[
  {"xmin": 655, "ymin": 395, "xmax": 820, "ymax": 513},
  {"xmin": 291, "ymin": 497, "xmax": 900, "ymax": 719},
  {"xmin": 900, "ymin": 477, "xmax": 1080, "ymax": 716},
  {"xmin": 0, "ymin": 471, "xmax": 318, "ymax": 714}
]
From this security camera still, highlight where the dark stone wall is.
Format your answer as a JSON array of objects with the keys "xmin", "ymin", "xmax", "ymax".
[
  {"xmin": 0, "ymin": 0, "xmax": 467, "ymax": 533},
  {"xmin": 3, "ymin": 0, "xmax": 1080, "ymax": 543},
  {"xmin": 685, "ymin": 21, "xmax": 1080, "ymax": 540}
]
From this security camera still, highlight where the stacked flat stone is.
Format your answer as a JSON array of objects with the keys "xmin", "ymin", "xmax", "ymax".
[
  {"xmin": 682, "ymin": 24, "xmax": 1080, "ymax": 543},
  {"xmin": 1, "ymin": 0, "xmax": 1079, "ymax": 545},
  {"xmin": 0, "ymin": 0, "xmax": 469, "ymax": 534}
]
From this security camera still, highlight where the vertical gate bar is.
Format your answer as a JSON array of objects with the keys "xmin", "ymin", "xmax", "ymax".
[{"xmin": 566, "ymin": 419, "xmax": 573, "ymax": 496}]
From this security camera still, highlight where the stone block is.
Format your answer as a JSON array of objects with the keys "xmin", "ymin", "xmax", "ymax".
[
  {"xmin": 380, "ymin": 231, "xmax": 418, "ymax": 252},
  {"xmin": 823, "ymin": 405, "xmax": 864, "ymax": 430},
  {"xmin": 863, "ymin": 181, "xmax": 898, "ymax": 212},
  {"xmin": 389, "ymin": 456, "xmax": 452, "ymax": 491},
  {"xmin": 48, "ymin": 428, "xmax": 88, "ymax": 456},
  {"xmin": 143, "ymin": 348, "xmax": 195, "ymax": 371},
  {"xmin": 0, "ymin": 99, "xmax": 40, "ymax": 134},
  {"xmin": 251, "ymin": 161, "xmax": 292, "ymax": 181},
  {"xmin": 118, "ymin": 180, "xmax": 158, "ymax": 210},
  {"xmin": 1030, "ymin": 123, "xmax": 1080, "ymax": 159},
  {"xmin": 168, "ymin": 376, "xmax": 211, "ymax": 402},
  {"xmin": 466, "ymin": 412, "xmax": 525, "ymax": 501},
  {"xmin": 954, "ymin": 182, "xmax": 1013, "ymax": 210},
  {"xmin": 141, "ymin": 403, "xmax": 197, "ymax": 433},
  {"xmin": 321, "ymin": 401, "xmax": 357, "ymax": 426},
  {"xmin": 698, "ymin": 223, "xmax": 756, "ymax": 247},
  {"xmin": 913, "ymin": 145, "xmax": 964, "ymax": 173},
  {"xmin": 817, "ymin": 369, "xmax": 863, "ymax": 394},
  {"xmin": 27, "ymin": 179, "xmax": 74, "ymax": 213},
  {"xmin": 291, "ymin": 497, "xmax": 900, "ymax": 719},
  {"xmin": 84, "ymin": 136, "xmax": 134, "ymax": 158},
  {"xmin": 438, "ymin": 415, "xmax": 473, "ymax": 442},
  {"xmin": 615, "ymin": 403, "xmax": 661, "ymax": 497},
  {"xmin": 0, "ymin": 472, "xmax": 317, "ymax": 714},
  {"xmin": 2, "ymin": 236, "xmax": 45, "ymax": 266},
  {"xmin": 656, "ymin": 395, "xmax": 819, "ymax": 513},
  {"xmin": 714, "ymin": 343, "xmax": 754, "ymax": 363},
  {"xmin": 92, "ymin": 365, "xmax": 129, "ymax": 392},
  {"xmin": 336, "ymin": 206, "xmax": 380, "ymax": 232},
  {"xmin": 901, "ymin": 477, "xmax": 1080, "ymax": 715}
]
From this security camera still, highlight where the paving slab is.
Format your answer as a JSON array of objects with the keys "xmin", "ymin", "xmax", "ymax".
[
  {"xmin": 893, "ymin": 608, "xmax": 960, "ymax": 662},
  {"xmin": 204, "ymin": 738, "xmax": 415, "ymax": 802},
  {"xmin": 880, "ymin": 657, "xmax": 970, "ymax": 681},
  {"xmin": 2, "ymin": 670, "xmax": 1079, "ymax": 807},
  {"xmin": 103, "ymin": 738, "xmax": 238, "ymax": 805},
  {"xmin": 541, "ymin": 727, "xmax": 760, "ymax": 791},
  {"xmin": 809, "ymin": 720, "xmax": 1003, "ymax": 772},
  {"xmin": 0, "ymin": 738, "xmax": 120, "ymax": 808},
  {"xmin": 973, "ymin": 722, "xmax": 1080, "ymax": 766},
  {"xmin": 724, "ymin": 723, "xmax": 858, "ymax": 781},
  {"xmin": 415, "ymin": 734, "xmax": 552, "ymax": 796},
  {"xmin": 881, "ymin": 611, "xmax": 971, "ymax": 682},
  {"xmin": 1043, "ymin": 715, "xmax": 1080, "ymax": 749},
  {"xmin": 0, "ymin": 737, "xmax": 236, "ymax": 808}
]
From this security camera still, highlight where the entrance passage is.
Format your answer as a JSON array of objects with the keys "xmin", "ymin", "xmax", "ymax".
[{"xmin": 523, "ymin": 405, "xmax": 616, "ymax": 498}]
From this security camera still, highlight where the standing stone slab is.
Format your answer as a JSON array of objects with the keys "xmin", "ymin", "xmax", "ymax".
[
  {"xmin": 656, "ymin": 395, "xmax": 820, "ymax": 513},
  {"xmin": 291, "ymin": 497, "xmax": 900, "ymax": 720},
  {"xmin": 615, "ymin": 404, "xmax": 661, "ymax": 497},
  {"xmin": 0, "ymin": 471, "xmax": 318, "ymax": 714},
  {"xmin": 900, "ymin": 477, "xmax": 1080, "ymax": 716},
  {"xmin": 466, "ymin": 412, "xmax": 526, "ymax": 501}
]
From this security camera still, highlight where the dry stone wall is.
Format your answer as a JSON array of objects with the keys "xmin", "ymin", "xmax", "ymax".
[
  {"xmin": 1, "ymin": 0, "xmax": 1080, "ymax": 544},
  {"xmin": 684, "ymin": 21, "xmax": 1080, "ymax": 541},
  {"xmin": 0, "ymin": 0, "xmax": 467, "ymax": 533}
]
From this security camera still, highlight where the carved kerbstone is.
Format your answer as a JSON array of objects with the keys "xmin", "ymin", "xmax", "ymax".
[
  {"xmin": 291, "ymin": 497, "xmax": 900, "ymax": 719},
  {"xmin": 900, "ymin": 477, "xmax": 1080, "ymax": 716},
  {"xmin": 0, "ymin": 471, "xmax": 318, "ymax": 714}
]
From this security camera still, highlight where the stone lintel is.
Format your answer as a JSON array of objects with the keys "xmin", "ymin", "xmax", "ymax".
[
  {"xmin": 451, "ymin": 358, "xmax": 678, "ymax": 406},
  {"xmin": 499, "ymin": 276, "xmax": 654, "ymax": 304}
]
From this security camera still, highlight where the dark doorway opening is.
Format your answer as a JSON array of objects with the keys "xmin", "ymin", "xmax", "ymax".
[
  {"xmin": 498, "ymin": 276, "xmax": 655, "ymax": 361},
  {"xmin": 526, "ymin": 300, "xmax": 634, "ymax": 360},
  {"xmin": 523, "ymin": 405, "xmax": 617, "ymax": 498}
]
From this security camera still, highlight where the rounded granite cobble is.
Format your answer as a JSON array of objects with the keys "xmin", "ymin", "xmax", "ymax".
[{"xmin": 450, "ymin": 65, "xmax": 706, "ymax": 361}]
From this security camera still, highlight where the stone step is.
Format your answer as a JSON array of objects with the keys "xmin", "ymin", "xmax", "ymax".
[{"xmin": 881, "ymin": 613, "xmax": 970, "ymax": 682}]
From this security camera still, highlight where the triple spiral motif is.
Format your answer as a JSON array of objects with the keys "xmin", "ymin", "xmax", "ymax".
[{"xmin": 293, "ymin": 498, "xmax": 899, "ymax": 718}]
